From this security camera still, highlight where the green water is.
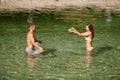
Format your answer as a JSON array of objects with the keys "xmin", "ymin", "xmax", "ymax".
[{"xmin": 0, "ymin": 11, "xmax": 120, "ymax": 80}]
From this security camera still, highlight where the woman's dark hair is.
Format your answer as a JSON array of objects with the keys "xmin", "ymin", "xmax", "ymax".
[{"xmin": 87, "ymin": 24, "xmax": 94, "ymax": 38}]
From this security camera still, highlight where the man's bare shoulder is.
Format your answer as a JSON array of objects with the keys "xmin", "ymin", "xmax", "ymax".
[{"xmin": 27, "ymin": 32, "xmax": 33, "ymax": 35}]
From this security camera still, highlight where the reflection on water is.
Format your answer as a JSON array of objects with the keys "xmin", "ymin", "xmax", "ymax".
[
  {"xmin": 106, "ymin": 9, "xmax": 112, "ymax": 26},
  {"xmin": 27, "ymin": 57, "xmax": 38, "ymax": 75},
  {"xmin": 79, "ymin": 56, "xmax": 93, "ymax": 70},
  {"xmin": 86, "ymin": 56, "xmax": 92, "ymax": 68},
  {"xmin": 27, "ymin": 10, "xmax": 33, "ymax": 24}
]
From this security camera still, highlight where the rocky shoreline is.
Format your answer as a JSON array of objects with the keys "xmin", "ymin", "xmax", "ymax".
[{"xmin": 0, "ymin": 0, "xmax": 120, "ymax": 12}]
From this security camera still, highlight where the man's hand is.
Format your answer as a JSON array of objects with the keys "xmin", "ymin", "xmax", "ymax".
[{"xmin": 39, "ymin": 47, "xmax": 44, "ymax": 53}]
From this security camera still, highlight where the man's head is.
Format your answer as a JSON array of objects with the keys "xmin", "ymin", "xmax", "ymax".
[{"xmin": 29, "ymin": 24, "xmax": 36, "ymax": 31}]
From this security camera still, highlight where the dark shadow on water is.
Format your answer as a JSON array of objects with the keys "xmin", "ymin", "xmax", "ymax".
[
  {"xmin": 95, "ymin": 45, "xmax": 113, "ymax": 55},
  {"xmin": 42, "ymin": 48, "xmax": 57, "ymax": 58}
]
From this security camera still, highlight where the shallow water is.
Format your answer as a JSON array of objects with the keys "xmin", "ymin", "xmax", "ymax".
[{"xmin": 0, "ymin": 11, "xmax": 120, "ymax": 80}]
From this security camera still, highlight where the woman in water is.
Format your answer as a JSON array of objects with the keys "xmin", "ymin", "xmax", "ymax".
[{"xmin": 68, "ymin": 24, "xmax": 94, "ymax": 56}]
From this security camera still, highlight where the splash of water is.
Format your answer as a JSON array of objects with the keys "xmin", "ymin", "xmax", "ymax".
[{"xmin": 27, "ymin": 10, "xmax": 33, "ymax": 24}]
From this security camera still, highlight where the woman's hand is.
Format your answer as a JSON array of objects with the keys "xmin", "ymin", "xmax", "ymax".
[
  {"xmin": 68, "ymin": 27, "xmax": 81, "ymax": 36},
  {"xmin": 68, "ymin": 27, "xmax": 76, "ymax": 33}
]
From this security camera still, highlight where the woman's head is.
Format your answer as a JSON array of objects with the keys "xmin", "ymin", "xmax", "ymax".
[{"xmin": 86, "ymin": 24, "xmax": 94, "ymax": 38}]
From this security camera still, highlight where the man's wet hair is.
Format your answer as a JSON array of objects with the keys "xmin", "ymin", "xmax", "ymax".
[{"xmin": 29, "ymin": 23, "xmax": 35, "ymax": 27}]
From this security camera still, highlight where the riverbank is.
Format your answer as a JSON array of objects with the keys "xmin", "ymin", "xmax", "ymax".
[{"xmin": 0, "ymin": 0, "xmax": 120, "ymax": 12}]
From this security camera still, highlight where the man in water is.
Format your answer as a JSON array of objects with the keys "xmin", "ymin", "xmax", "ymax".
[{"xmin": 25, "ymin": 24, "xmax": 44, "ymax": 58}]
